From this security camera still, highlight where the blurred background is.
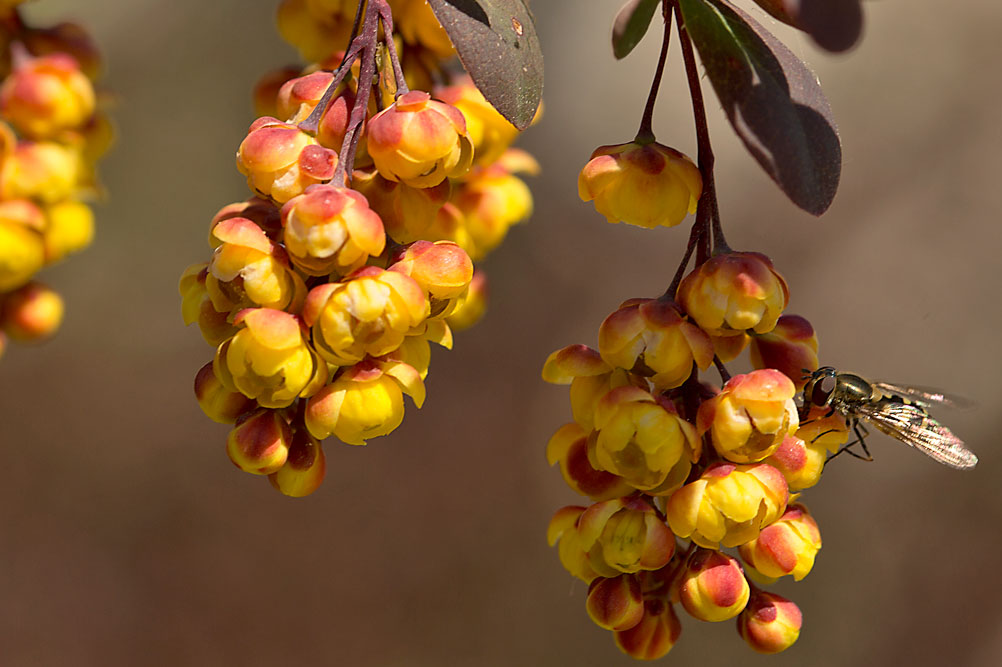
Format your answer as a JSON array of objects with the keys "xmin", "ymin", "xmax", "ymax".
[{"xmin": 1, "ymin": 1, "xmax": 1000, "ymax": 665}]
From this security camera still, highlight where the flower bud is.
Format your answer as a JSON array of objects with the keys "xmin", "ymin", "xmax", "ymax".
[
  {"xmin": 42, "ymin": 199, "xmax": 94, "ymax": 264},
  {"xmin": 598, "ymin": 298, "xmax": 714, "ymax": 390},
  {"xmin": 590, "ymin": 386, "xmax": 700, "ymax": 492},
  {"xmin": 578, "ymin": 141, "xmax": 701, "ymax": 229},
  {"xmin": 366, "ymin": 90, "xmax": 473, "ymax": 188},
  {"xmin": 193, "ymin": 361, "xmax": 257, "ymax": 424},
  {"xmin": 697, "ymin": 369, "xmax": 799, "ymax": 463},
  {"xmin": 178, "ymin": 263, "xmax": 238, "ymax": 346},
  {"xmin": 0, "ymin": 199, "xmax": 45, "ymax": 291},
  {"xmin": 389, "ymin": 240, "xmax": 473, "ymax": 319},
  {"xmin": 546, "ymin": 422, "xmax": 634, "ymax": 501},
  {"xmin": 0, "ymin": 140, "xmax": 83, "ymax": 203},
  {"xmin": 614, "ymin": 598, "xmax": 682, "ymax": 660},
  {"xmin": 451, "ymin": 164, "xmax": 534, "ymax": 261},
  {"xmin": 215, "ymin": 308, "xmax": 328, "ymax": 409},
  {"xmin": 305, "ymin": 359, "xmax": 425, "ymax": 444},
  {"xmin": 236, "ymin": 116, "xmax": 337, "ymax": 203},
  {"xmin": 269, "ymin": 427, "xmax": 326, "ymax": 497},
  {"xmin": 677, "ymin": 251, "xmax": 789, "ymax": 335},
  {"xmin": 666, "ymin": 462, "xmax": 788, "ymax": 549},
  {"xmin": 578, "ymin": 496, "xmax": 675, "ymax": 575},
  {"xmin": 435, "ymin": 79, "xmax": 518, "ymax": 166},
  {"xmin": 749, "ymin": 314, "xmax": 819, "ymax": 389},
  {"xmin": 586, "ymin": 574, "xmax": 645, "ymax": 631},
  {"xmin": 302, "ymin": 267, "xmax": 429, "ymax": 366},
  {"xmin": 1, "ymin": 281, "xmax": 63, "ymax": 342},
  {"xmin": 226, "ymin": 409, "xmax": 292, "ymax": 475},
  {"xmin": 279, "ymin": 184, "xmax": 386, "ymax": 277},
  {"xmin": 737, "ymin": 591, "xmax": 802, "ymax": 654},
  {"xmin": 445, "ymin": 268, "xmax": 488, "ymax": 332},
  {"xmin": 392, "ymin": 0, "xmax": 456, "ymax": 57},
  {"xmin": 351, "ymin": 168, "xmax": 449, "ymax": 244},
  {"xmin": 209, "ymin": 197, "xmax": 283, "ymax": 243},
  {"xmin": 677, "ymin": 549, "xmax": 750, "ymax": 622},
  {"xmin": 762, "ymin": 433, "xmax": 826, "ymax": 491},
  {"xmin": 206, "ymin": 216, "xmax": 306, "ymax": 312},
  {"xmin": 0, "ymin": 52, "xmax": 96, "ymax": 139},
  {"xmin": 739, "ymin": 504, "xmax": 821, "ymax": 581}
]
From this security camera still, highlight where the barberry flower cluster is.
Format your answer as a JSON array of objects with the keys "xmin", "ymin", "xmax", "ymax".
[
  {"xmin": 0, "ymin": 2, "xmax": 109, "ymax": 358},
  {"xmin": 544, "ymin": 0, "xmax": 858, "ymax": 659},
  {"xmin": 181, "ymin": 0, "xmax": 535, "ymax": 497}
]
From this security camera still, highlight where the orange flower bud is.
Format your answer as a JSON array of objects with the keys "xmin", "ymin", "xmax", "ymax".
[
  {"xmin": 0, "ymin": 199, "xmax": 45, "ymax": 291},
  {"xmin": 1, "ymin": 281, "xmax": 63, "ymax": 342},
  {"xmin": 677, "ymin": 549, "xmax": 750, "ymax": 622},
  {"xmin": 236, "ymin": 116, "xmax": 337, "ymax": 203},
  {"xmin": 193, "ymin": 361, "xmax": 257, "ymax": 424},
  {"xmin": 179, "ymin": 263, "xmax": 238, "ymax": 346},
  {"xmin": 269, "ymin": 427, "xmax": 326, "ymax": 497},
  {"xmin": 275, "ymin": 70, "xmax": 333, "ymax": 123},
  {"xmin": 762, "ymin": 433, "xmax": 826, "ymax": 491},
  {"xmin": 351, "ymin": 169, "xmax": 450, "ymax": 244},
  {"xmin": 697, "ymin": 369, "xmax": 800, "ymax": 463},
  {"xmin": 590, "ymin": 386, "xmax": 700, "ymax": 492},
  {"xmin": 737, "ymin": 591, "xmax": 802, "ymax": 654},
  {"xmin": 666, "ymin": 462, "xmax": 789, "ymax": 549},
  {"xmin": 279, "ymin": 184, "xmax": 386, "ymax": 277},
  {"xmin": 578, "ymin": 141, "xmax": 701, "ymax": 229},
  {"xmin": 42, "ymin": 200, "xmax": 94, "ymax": 264},
  {"xmin": 445, "ymin": 268, "xmax": 488, "ymax": 332},
  {"xmin": 215, "ymin": 308, "xmax": 328, "ymax": 409},
  {"xmin": 366, "ymin": 90, "xmax": 473, "ymax": 188},
  {"xmin": 389, "ymin": 240, "xmax": 473, "ymax": 318},
  {"xmin": 0, "ymin": 52, "xmax": 95, "ymax": 139},
  {"xmin": 226, "ymin": 409, "xmax": 292, "ymax": 475},
  {"xmin": 614, "ymin": 600, "xmax": 682, "ymax": 660},
  {"xmin": 304, "ymin": 359, "xmax": 425, "ymax": 444},
  {"xmin": 451, "ymin": 163, "xmax": 533, "ymax": 260},
  {"xmin": 578, "ymin": 496, "xmax": 675, "ymax": 575},
  {"xmin": 678, "ymin": 251, "xmax": 789, "ymax": 336},
  {"xmin": 586, "ymin": 574, "xmax": 645, "ymax": 631},
  {"xmin": 209, "ymin": 197, "xmax": 283, "ymax": 243},
  {"xmin": 598, "ymin": 298, "xmax": 714, "ymax": 390},
  {"xmin": 739, "ymin": 504, "xmax": 821, "ymax": 581},
  {"xmin": 546, "ymin": 422, "xmax": 634, "ymax": 501},
  {"xmin": 206, "ymin": 217, "xmax": 307, "ymax": 312},
  {"xmin": 436, "ymin": 79, "xmax": 518, "ymax": 166},
  {"xmin": 750, "ymin": 314, "xmax": 819, "ymax": 389},
  {"xmin": 302, "ymin": 267, "xmax": 429, "ymax": 366}
]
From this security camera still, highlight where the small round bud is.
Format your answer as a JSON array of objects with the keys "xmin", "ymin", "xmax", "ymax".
[
  {"xmin": 0, "ymin": 52, "xmax": 96, "ymax": 139},
  {"xmin": 178, "ymin": 263, "xmax": 238, "ymax": 346},
  {"xmin": 697, "ymin": 369, "xmax": 800, "ymax": 463},
  {"xmin": 366, "ymin": 90, "xmax": 473, "ymax": 188},
  {"xmin": 586, "ymin": 574, "xmax": 645, "ymax": 631},
  {"xmin": 1, "ymin": 281, "xmax": 64, "ymax": 342},
  {"xmin": 737, "ymin": 591, "xmax": 802, "ymax": 654},
  {"xmin": 351, "ymin": 169, "xmax": 450, "ymax": 244},
  {"xmin": 269, "ymin": 427, "xmax": 326, "ymax": 497},
  {"xmin": 614, "ymin": 599, "xmax": 682, "ymax": 660},
  {"xmin": 42, "ymin": 200, "xmax": 94, "ymax": 264},
  {"xmin": 451, "ymin": 164, "xmax": 533, "ymax": 260},
  {"xmin": 226, "ymin": 409, "xmax": 292, "ymax": 475},
  {"xmin": 677, "ymin": 549, "xmax": 750, "ymax": 622},
  {"xmin": 445, "ymin": 268, "xmax": 488, "ymax": 332},
  {"xmin": 0, "ymin": 199, "xmax": 45, "ymax": 292},
  {"xmin": 546, "ymin": 422, "xmax": 634, "ymax": 501},
  {"xmin": 0, "ymin": 140, "xmax": 83, "ymax": 203},
  {"xmin": 194, "ymin": 361, "xmax": 257, "ymax": 424},
  {"xmin": 578, "ymin": 141, "xmax": 701, "ymax": 229},
  {"xmin": 388, "ymin": 240, "xmax": 473, "ymax": 319},
  {"xmin": 763, "ymin": 433, "xmax": 827, "ymax": 491},
  {"xmin": 749, "ymin": 314, "xmax": 819, "ymax": 389},
  {"xmin": 677, "ymin": 251, "xmax": 789, "ymax": 336},
  {"xmin": 236, "ymin": 116, "xmax": 337, "ymax": 203},
  {"xmin": 739, "ymin": 503, "xmax": 821, "ymax": 581}
]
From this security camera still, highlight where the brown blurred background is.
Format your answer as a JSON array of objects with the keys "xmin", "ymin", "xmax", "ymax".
[{"xmin": 1, "ymin": 1, "xmax": 1000, "ymax": 665}]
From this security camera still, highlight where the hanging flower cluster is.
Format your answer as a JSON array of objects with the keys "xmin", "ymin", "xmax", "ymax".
[
  {"xmin": 542, "ymin": 0, "xmax": 864, "ymax": 659},
  {"xmin": 181, "ymin": 0, "xmax": 536, "ymax": 497},
  {"xmin": 0, "ymin": 2, "xmax": 110, "ymax": 359}
]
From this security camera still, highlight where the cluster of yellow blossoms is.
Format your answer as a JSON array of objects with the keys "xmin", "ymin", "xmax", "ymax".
[
  {"xmin": 545, "ymin": 140, "xmax": 848, "ymax": 658},
  {"xmin": 180, "ymin": 0, "xmax": 535, "ymax": 497},
  {"xmin": 0, "ymin": 1, "xmax": 110, "ymax": 359}
]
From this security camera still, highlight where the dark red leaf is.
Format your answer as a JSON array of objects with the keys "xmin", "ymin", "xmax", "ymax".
[
  {"xmin": 751, "ymin": 0, "xmax": 863, "ymax": 52},
  {"xmin": 427, "ymin": 0, "xmax": 543, "ymax": 130},
  {"xmin": 612, "ymin": 0, "xmax": 661, "ymax": 60},
  {"xmin": 678, "ymin": 0, "xmax": 841, "ymax": 215}
]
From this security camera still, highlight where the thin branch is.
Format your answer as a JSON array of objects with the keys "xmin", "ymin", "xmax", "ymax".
[{"xmin": 635, "ymin": 1, "xmax": 673, "ymax": 143}]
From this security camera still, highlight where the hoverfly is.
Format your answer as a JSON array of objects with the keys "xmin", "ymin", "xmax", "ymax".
[{"xmin": 800, "ymin": 366, "xmax": 978, "ymax": 470}]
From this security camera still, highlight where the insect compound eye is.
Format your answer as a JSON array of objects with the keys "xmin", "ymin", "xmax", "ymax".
[{"xmin": 811, "ymin": 374, "xmax": 837, "ymax": 406}]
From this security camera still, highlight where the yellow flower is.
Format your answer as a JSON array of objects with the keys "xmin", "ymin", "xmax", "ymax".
[
  {"xmin": 739, "ymin": 503, "xmax": 821, "ymax": 582},
  {"xmin": 0, "ymin": 199, "xmax": 45, "ymax": 291},
  {"xmin": 0, "ymin": 52, "xmax": 96, "ymax": 139},
  {"xmin": 214, "ymin": 308, "xmax": 327, "ymax": 409},
  {"xmin": 436, "ymin": 79, "xmax": 518, "ymax": 166},
  {"xmin": 578, "ymin": 141, "xmax": 701, "ymax": 229},
  {"xmin": 546, "ymin": 422, "xmax": 634, "ymax": 502},
  {"xmin": 43, "ymin": 200, "xmax": 94, "ymax": 264},
  {"xmin": 236, "ymin": 116, "xmax": 337, "ymax": 203},
  {"xmin": 576, "ymin": 496, "xmax": 675, "ymax": 575}
]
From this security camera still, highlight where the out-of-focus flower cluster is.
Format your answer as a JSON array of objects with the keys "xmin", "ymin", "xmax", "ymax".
[
  {"xmin": 181, "ymin": 0, "xmax": 536, "ymax": 497},
  {"xmin": 0, "ymin": 3, "xmax": 110, "ymax": 358},
  {"xmin": 545, "ymin": 239, "xmax": 846, "ymax": 658}
]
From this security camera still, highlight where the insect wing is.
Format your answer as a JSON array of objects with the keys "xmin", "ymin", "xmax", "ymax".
[
  {"xmin": 856, "ymin": 401, "xmax": 978, "ymax": 470},
  {"xmin": 871, "ymin": 381, "xmax": 975, "ymax": 410}
]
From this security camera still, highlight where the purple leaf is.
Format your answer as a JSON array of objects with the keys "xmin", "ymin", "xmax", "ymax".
[
  {"xmin": 612, "ymin": 0, "xmax": 661, "ymax": 59},
  {"xmin": 751, "ymin": 0, "xmax": 863, "ymax": 52}
]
